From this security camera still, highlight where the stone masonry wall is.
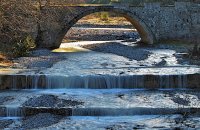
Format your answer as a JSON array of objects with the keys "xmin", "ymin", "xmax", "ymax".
[{"xmin": 38, "ymin": 2, "xmax": 200, "ymax": 48}]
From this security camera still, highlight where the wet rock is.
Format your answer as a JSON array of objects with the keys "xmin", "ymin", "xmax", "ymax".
[
  {"xmin": 125, "ymin": 62, "xmax": 130, "ymax": 65},
  {"xmin": 152, "ymin": 126, "xmax": 165, "ymax": 129},
  {"xmin": 117, "ymin": 94, "xmax": 125, "ymax": 99},
  {"xmin": 0, "ymin": 120, "xmax": 13, "ymax": 129},
  {"xmin": 173, "ymin": 127, "xmax": 182, "ymax": 130},
  {"xmin": 39, "ymin": 72, "xmax": 44, "ymax": 74},
  {"xmin": 172, "ymin": 95, "xmax": 190, "ymax": 106},
  {"xmin": 101, "ymin": 63, "xmax": 109, "ymax": 67},
  {"xmin": 111, "ymin": 64, "xmax": 116, "ymax": 67},
  {"xmin": 154, "ymin": 59, "xmax": 167, "ymax": 66},
  {"xmin": 174, "ymin": 117, "xmax": 184, "ymax": 124},
  {"xmin": 0, "ymin": 96, "xmax": 14, "ymax": 105},
  {"xmin": 133, "ymin": 124, "xmax": 146, "ymax": 129},
  {"xmin": 119, "ymin": 72, "xmax": 125, "ymax": 75}
]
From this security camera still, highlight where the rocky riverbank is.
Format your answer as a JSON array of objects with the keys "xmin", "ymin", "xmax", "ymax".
[
  {"xmin": 64, "ymin": 27, "xmax": 138, "ymax": 42},
  {"xmin": 11, "ymin": 49, "xmax": 66, "ymax": 69},
  {"xmin": 0, "ymin": 26, "xmax": 198, "ymax": 75}
]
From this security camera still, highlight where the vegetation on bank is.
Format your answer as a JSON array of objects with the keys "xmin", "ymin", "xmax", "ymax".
[
  {"xmin": 0, "ymin": 0, "xmax": 56, "ymax": 58},
  {"xmin": 0, "ymin": 0, "xmax": 38, "ymax": 58},
  {"xmin": 0, "ymin": 35, "xmax": 35, "ymax": 67},
  {"xmin": 12, "ymin": 35, "xmax": 36, "ymax": 58},
  {"xmin": 77, "ymin": 12, "xmax": 133, "ymax": 26}
]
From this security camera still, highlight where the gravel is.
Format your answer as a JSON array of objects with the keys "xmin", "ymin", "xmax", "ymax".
[
  {"xmin": 12, "ymin": 49, "xmax": 65, "ymax": 69},
  {"xmin": 20, "ymin": 113, "xmax": 64, "ymax": 129},
  {"xmin": 105, "ymin": 122, "xmax": 146, "ymax": 130},
  {"xmin": 65, "ymin": 27, "xmax": 138, "ymax": 41},
  {"xmin": 23, "ymin": 95, "xmax": 83, "ymax": 108},
  {"xmin": 81, "ymin": 42, "xmax": 151, "ymax": 61}
]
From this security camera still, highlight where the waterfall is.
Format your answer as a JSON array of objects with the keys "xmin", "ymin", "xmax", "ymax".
[
  {"xmin": 12, "ymin": 76, "xmax": 17, "ymax": 89},
  {"xmin": 5, "ymin": 105, "xmax": 22, "ymax": 118},
  {"xmin": 159, "ymin": 75, "xmax": 188, "ymax": 89},
  {"xmin": 32, "ymin": 75, "xmax": 39, "ymax": 89},
  {"xmin": 177, "ymin": 75, "xmax": 188, "ymax": 88},
  {"xmin": 71, "ymin": 107, "xmax": 194, "ymax": 116},
  {"xmin": 43, "ymin": 75, "xmax": 146, "ymax": 89},
  {"xmin": 6, "ymin": 74, "xmax": 193, "ymax": 90}
]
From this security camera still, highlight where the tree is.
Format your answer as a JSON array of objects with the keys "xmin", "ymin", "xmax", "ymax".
[{"xmin": 0, "ymin": 0, "xmax": 38, "ymax": 44}]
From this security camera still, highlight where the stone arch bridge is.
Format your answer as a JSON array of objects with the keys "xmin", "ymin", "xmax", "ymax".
[{"xmin": 37, "ymin": 2, "xmax": 200, "ymax": 48}]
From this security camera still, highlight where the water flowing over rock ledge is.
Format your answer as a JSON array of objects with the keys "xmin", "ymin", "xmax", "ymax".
[
  {"xmin": 1, "ymin": 89, "xmax": 200, "ymax": 129},
  {"xmin": 0, "ymin": 74, "xmax": 199, "ymax": 90},
  {"xmin": 1, "ymin": 107, "xmax": 200, "ymax": 117}
]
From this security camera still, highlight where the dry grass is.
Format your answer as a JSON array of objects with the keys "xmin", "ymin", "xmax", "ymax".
[
  {"xmin": 0, "ymin": 44, "xmax": 14, "ymax": 67},
  {"xmin": 0, "ymin": 53, "xmax": 13, "ymax": 67},
  {"xmin": 77, "ymin": 14, "xmax": 132, "ymax": 26}
]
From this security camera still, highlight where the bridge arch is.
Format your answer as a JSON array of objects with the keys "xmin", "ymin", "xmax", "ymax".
[{"xmin": 56, "ymin": 7, "xmax": 155, "ymax": 48}]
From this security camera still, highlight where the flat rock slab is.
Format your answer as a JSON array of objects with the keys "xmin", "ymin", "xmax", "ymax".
[
  {"xmin": 3, "ymin": 115, "xmax": 200, "ymax": 129},
  {"xmin": 23, "ymin": 95, "xmax": 83, "ymax": 108},
  {"xmin": 0, "ymin": 89, "xmax": 200, "ymax": 109}
]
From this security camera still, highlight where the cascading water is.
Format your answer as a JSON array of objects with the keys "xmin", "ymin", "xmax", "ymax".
[
  {"xmin": 32, "ymin": 75, "xmax": 40, "ymax": 89},
  {"xmin": 178, "ymin": 75, "xmax": 187, "ymax": 88},
  {"xmin": 9, "ymin": 74, "xmax": 191, "ymax": 89},
  {"xmin": 12, "ymin": 76, "xmax": 17, "ymax": 90},
  {"xmin": 71, "ymin": 107, "xmax": 195, "ymax": 116},
  {"xmin": 5, "ymin": 105, "xmax": 22, "ymax": 119}
]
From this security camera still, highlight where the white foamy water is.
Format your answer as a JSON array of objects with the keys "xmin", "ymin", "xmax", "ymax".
[{"xmin": 34, "ymin": 41, "xmax": 200, "ymax": 76}]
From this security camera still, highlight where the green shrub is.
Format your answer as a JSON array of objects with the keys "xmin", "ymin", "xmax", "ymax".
[
  {"xmin": 12, "ymin": 35, "xmax": 36, "ymax": 57},
  {"xmin": 100, "ymin": 12, "xmax": 109, "ymax": 21}
]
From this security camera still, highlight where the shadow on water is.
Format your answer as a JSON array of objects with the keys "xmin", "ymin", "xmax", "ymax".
[{"xmin": 81, "ymin": 41, "xmax": 151, "ymax": 61}]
